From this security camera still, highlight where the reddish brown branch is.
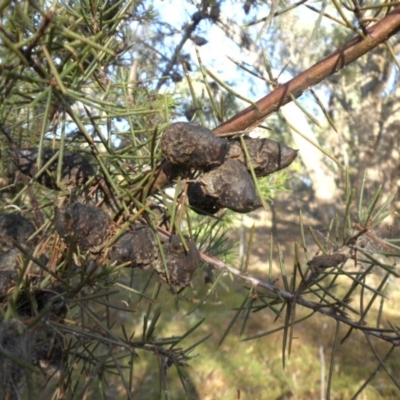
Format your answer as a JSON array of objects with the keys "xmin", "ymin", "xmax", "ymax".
[
  {"xmin": 149, "ymin": 8, "xmax": 400, "ymax": 194},
  {"xmin": 150, "ymin": 6, "xmax": 400, "ymax": 193},
  {"xmin": 213, "ymin": 6, "xmax": 400, "ymax": 136}
]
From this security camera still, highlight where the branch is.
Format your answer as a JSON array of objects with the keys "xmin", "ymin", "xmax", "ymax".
[
  {"xmin": 155, "ymin": 10, "xmax": 208, "ymax": 90},
  {"xmin": 156, "ymin": 228, "xmax": 400, "ymax": 346},
  {"xmin": 148, "ymin": 7, "xmax": 400, "ymax": 195},
  {"xmin": 213, "ymin": 6, "xmax": 400, "ymax": 136},
  {"xmin": 200, "ymin": 251, "xmax": 400, "ymax": 346}
]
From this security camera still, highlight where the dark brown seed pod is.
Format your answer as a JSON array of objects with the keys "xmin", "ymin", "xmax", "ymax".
[
  {"xmin": 187, "ymin": 182, "xmax": 220, "ymax": 215},
  {"xmin": 161, "ymin": 122, "xmax": 229, "ymax": 168},
  {"xmin": 1, "ymin": 287, "xmax": 67, "ymax": 388},
  {"xmin": 0, "ymin": 320, "xmax": 30, "ymax": 394},
  {"xmin": 200, "ymin": 158, "xmax": 262, "ymax": 213},
  {"xmin": 307, "ymin": 253, "xmax": 347, "ymax": 269},
  {"xmin": 0, "ymin": 264, "xmax": 18, "ymax": 296},
  {"xmin": 191, "ymin": 36, "xmax": 208, "ymax": 46},
  {"xmin": 31, "ymin": 325, "xmax": 65, "ymax": 376},
  {"xmin": 0, "ymin": 318, "xmax": 64, "ymax": 389},
  {"xmin": 0, "ymin": 214, "xmax": 36, "ymax": 296},
  {"xmin": 155, "ymin": 235, "xmax": 200, "ymax": 289},
  {"xmin": 227, "ymin": 137, "xmax": 298, "ymax": 177},
  {"xmin": 110, "ymin": 225, "xmax": 157, "ymax": 268},
  {"xmin": 54, "ymin": 203, "xmax": 113, "ymax": 253},
  {"xmin": 16, "ymin": 286, "xmax": 67, "ymax": 319},
  {"xmin": 8, "ymin": 148, "xmax": 95, "ymax": 190},
  {"xmin": 0, "ymin": 214, "xmax": 35, "ymax": 253}
]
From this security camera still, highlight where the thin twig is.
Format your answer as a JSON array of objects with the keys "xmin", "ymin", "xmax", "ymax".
[{"xmin": 156, "ymin": 227, "xmax": 400, "ymax": 346}]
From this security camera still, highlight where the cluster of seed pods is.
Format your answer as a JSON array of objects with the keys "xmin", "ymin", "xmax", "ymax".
[
  {"xmin": 4, "ymin": 122, "xmax": 297, "ymax": 291},
  {"xmin": 161, "ymin": 122, "xmax": 298, "ymax": 214}
]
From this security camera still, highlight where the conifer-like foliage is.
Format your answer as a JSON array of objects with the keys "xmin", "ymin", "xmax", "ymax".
[{"xmin": 1, "ymin": 1, "xmax": 400, "ymax": 398}]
